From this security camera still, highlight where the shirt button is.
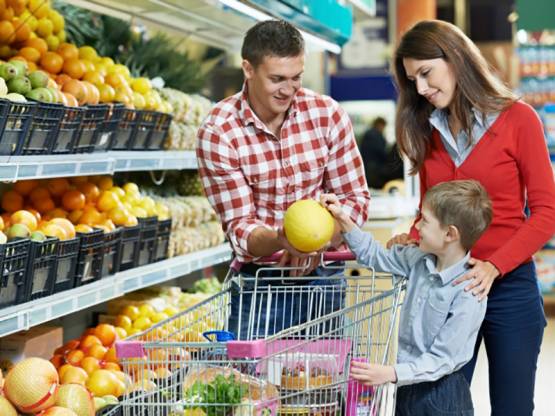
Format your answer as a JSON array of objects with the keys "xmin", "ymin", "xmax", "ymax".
[{"xmin": 283, "ymin": 161, "xmax": 289, "ymax": 167}]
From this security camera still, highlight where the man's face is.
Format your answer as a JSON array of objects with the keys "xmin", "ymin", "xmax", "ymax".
[{"xmin": 242, "ymin": 53, "xmax": 304, "ymax": 118}]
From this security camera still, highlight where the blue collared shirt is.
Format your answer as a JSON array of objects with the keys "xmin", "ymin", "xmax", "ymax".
[
  {"xmin": 429, "ymin": 108, "xmax": 499, "ymax": 166},
  {"xmin": 343, "ymin": 227, "xmax": 486, "ymax": 386}
]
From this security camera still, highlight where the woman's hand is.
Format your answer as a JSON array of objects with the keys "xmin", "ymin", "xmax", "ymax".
[
  {"xmin": 452, "ymin": 258, "xmax": 500, "ymax": 301},
  {"xmin": 350, "ymin": 361, "xmax": 397, "ymax": 386},
  {"xmin": 386, "ymin": 233, "xmax": 418, "ymax": 249}
]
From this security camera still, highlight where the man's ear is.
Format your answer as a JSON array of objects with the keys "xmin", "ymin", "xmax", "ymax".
[
  {"xmin": 242, "ymin": 59, "xmax": 254, "ymax": 80},
  {"xmin": 446, "ymin": 224, "xmax": 460, "ymax": 243}
]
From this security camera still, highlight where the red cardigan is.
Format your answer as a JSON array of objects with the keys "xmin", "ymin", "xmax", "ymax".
[{"xmin": 409, "ymin": 101, "xmax": 555, "ymax": 275}]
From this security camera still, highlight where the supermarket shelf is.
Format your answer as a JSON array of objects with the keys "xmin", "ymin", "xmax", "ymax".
[
  {"xmin": 0, "ymin": 150, "xmax": 198, "ymax": 181},
  {"xmin": 0, "ymin": 243, "xmax": 232, "ymax": 338}
]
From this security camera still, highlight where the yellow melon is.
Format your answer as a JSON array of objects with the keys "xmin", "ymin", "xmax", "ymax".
[
  {"xmin": 55, "ymin": 384, "xmax": 95, "ymax": 416},
  {"xmin": 0, "ymin": 396, "xmax": 17, "ymax": 416},
  {"xmin": 37, "ymin": 406, "xmax": 78, "ymax": 416},
  {"xmin": 4, "ymin": 357, "xmax": 59, "ymax": 413},
  {"xmin": 283, "ymin": 199, "xmax": 335, "ymax": 252}
]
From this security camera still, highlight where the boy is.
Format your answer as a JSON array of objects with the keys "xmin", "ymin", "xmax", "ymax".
[{"xmin": 321, "ymin": 179, "xmax": 492, "ymax": 415}]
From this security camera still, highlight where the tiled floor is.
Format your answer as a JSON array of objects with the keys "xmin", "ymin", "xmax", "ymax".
[{"xmin": 471, "ymin": 318, "xmax": 555, "ymax": 415}]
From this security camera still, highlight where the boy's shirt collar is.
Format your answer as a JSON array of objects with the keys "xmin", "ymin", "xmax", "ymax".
[{"xmin": 423, "ymin": 252, "xmax": 471, "ymax": 285}]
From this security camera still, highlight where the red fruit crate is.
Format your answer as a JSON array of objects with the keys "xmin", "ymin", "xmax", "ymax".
[{"xmin": 0, "ymin": 238, "xmax": 31, "ymax": 308}]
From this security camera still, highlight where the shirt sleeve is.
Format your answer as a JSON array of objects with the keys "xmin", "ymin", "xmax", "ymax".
[
  {"xmin": 487, "ymin": 104, "xmax": 555, "ymax": 275},
  {"xmin": 324, "ymin": 101, "xmax": 371, "ymax": 227},
  {"xmin": 408, "ymin": 166, "xmax": 426, "ymax": 241},
  {"xmin": 196, "ymin": 122, "xmax": 266, "ymax": 262},
  {"xmin": 394, "ymin": 291, "xmax": 486, "ymax": 386},
  {"xmin": 343, "ymin": 227, "xmax": 424, "ymax": 276}
]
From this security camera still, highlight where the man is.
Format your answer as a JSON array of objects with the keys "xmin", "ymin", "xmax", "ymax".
[
  {"xmin": 197, "ymin": 20, "xmax": 370, "ymax": 338},
  {"xmin": 360, "ymin": 117, "xmax": 388, "ymax": 189}
]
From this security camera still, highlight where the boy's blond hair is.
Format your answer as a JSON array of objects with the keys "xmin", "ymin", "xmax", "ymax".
[{"xmin": 423, "ymin": 180, "xmax": 492, "ymax": 251}]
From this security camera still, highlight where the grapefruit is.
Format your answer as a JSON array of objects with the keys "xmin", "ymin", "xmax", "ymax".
[
  {"xmin": 283, "ymin": 199, "xmax": 335, "ymax": 252},
  {"xmin": 3, "ymin": 357, "xmax": 59, "ymax": 413},
  {"xmin": 55, "ymin": 384, "xmax": 95, "ymax": 416},
  {"xmin": 0, "ymin": 396, "xmax": 17, "ymax": 416}
]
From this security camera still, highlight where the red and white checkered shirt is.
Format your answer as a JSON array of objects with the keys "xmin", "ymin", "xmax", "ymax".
[{"xmin": 197, "ymin": 85, "xmax": 370, "ymax": 263}]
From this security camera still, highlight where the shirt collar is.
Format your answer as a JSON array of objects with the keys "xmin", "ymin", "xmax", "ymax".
[
  {"xmin": 239, "ymin": 82, "xmax": 300, "ymax": 129},
  {"xmin": 429, "ymin": 108, "xmax": 489, "ymax": 129},
  {"xmin": 424, "ymin": 252, "xmax": 471, "ymax": 285}
]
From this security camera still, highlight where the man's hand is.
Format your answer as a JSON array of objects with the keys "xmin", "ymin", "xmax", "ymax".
[
  {"xmin": 276, "ymin": 228, "xmax": 320, "ymax": 277},
  {"xmin": 386, "ymin": 233, "xmax": 418, "ymax": 249},
  {"xmin": 452, "ymin": 258, "xmax": 499, "ymax": 301},
  {"xmin": 350, "ymin": 361, "xmax": 397, "ymax": 386}
]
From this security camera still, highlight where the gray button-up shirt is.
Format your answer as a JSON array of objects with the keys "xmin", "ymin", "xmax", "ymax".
[
  {"xmin": 343, "ymin": 227, "xmax": 486, "ymax": 386},
  {"xmin": 429, "ymin": 108, "xmax": 499, "ymax": 167}
]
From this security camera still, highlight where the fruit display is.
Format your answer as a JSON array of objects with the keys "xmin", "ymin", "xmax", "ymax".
[
  {"xmin": 160, "ymin": 88, "xmax": 212, "ymax": 150},
  {"xmin": 176, "ymin": 171, "xmax": 204, "ymax": 197}
]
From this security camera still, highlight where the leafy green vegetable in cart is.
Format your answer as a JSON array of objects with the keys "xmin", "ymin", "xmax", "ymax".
[{"xmin": 184, "ymin": 374, "xmax": 246, "ymax": 416}]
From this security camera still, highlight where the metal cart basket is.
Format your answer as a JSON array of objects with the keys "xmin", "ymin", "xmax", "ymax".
[{"xmin": 116, "ymin": 252, "xmax": 405, "ymax": 416}]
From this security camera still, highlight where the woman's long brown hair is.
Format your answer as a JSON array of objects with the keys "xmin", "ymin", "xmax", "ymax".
[{"xmin": 393, "ymin": 20, "xmax": 517, "ymax": 174}]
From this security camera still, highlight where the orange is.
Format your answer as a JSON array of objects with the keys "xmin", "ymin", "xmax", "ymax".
[
  {"xmin": 86, "ymin": 343, "xmax": 107, "ymax": 360},
  {"xmin": 70, "ymin": 176, "xmax": 88, "ymax": 185},
  {"xmin": 60, "ymin": 365, "xmax": 88, "ymax": 385},
  {"xmin": 33, "ymin": 197, "xmax": 54, "ymax": 214},
  {"xmin": 55, "ymin": 72, "xmax": 71, "ymax": 87},
  {"xmin": 0, "ymin": 20, "xmax": 15, "ymax": 43},
  {"xmin": 82, "ymin": 81, "xmax": 99, "ymax": 104},
  {"xmin": 10, "ymin": 210, "xmax": 38, "ymax": 231},
  {"xmin": 103, "ymin": 362, "xmax": 120, "ymax": 372},
  {"xmin": 80, "ymin": 334, "xmax": 102, "ymax": 351},
  {"xmin": 62, "ymin": 79, "xmax": 86, "ymax": 105},
  {"xmin": 24, "ymin": 36, "xmax": 48, "ymax": 56},
  {"xmin": 94, "ymin": 323, "xmax": 117, "ymax": 347},
  {"xmin": 97, "ymin": 176, "xmax": 113, "ymax": 191},
  {"xmin": 12, "ymin": 18, "xmax": 31, "ymax": 42},
  {"xmin": 63, "ymin": 92, "xmax": 78, "ymax": 107},
  {"xmin": 67, "ymin": 209, "xmax": 83, "ymax": 224},
  {"xmin": 1, "ymin": 212, "xmax": 11, "ymax": 229},
  {"xmin": 13, "ymin": 179, "xmax": 39, "ymax": 195},
  {"xmin": 96, "ymin": 191, "xmax": 120, "ymax": 212},
  {"xmin": 1, "ymin": 190, "xmax": 24, "ymax": 212},
  {"xmin": 49, "ymin": 217, "xmax": 75, "ymax": 238},
  {"xmin": 82, "ymin": 70, "xmax": 104, "ymax": 86},
  {"xmin": 1, "ymin": 7, "xmax": 14, "ymax": 21},
  {"xmin": 62, "ymin": 57, "xmax": 85, "ymax": 79},
  {"xmin": 78, "ymin": 182, "xmax": 100, "ymax": 203},
  {"xmin": 74, "ymin": 224, "xmax": 94, "ymax": 234},
  {"xmin": 46, "ymin": 207, "xmax": 68, "ymax": 218},
  {"xmin": 104, "ymin": 72, "xmax": 125, "ymax": 89},
  {"xmin": 41, "ymin": 221, "xmax": 67, "ymax": 240},
  {"xmin": 18, "ymin": 46, "xmax": 40, "ymax": 63},
  {"xmin": 56, "ymin": 42, "xmax": 77, "ymax": 61},
  {"xmin": 98, "ymin": 83, "xmax": 115, "ymax": 103},
  {"xmin": 40, "ymin": 51, "xmax": 63, "ymax": 74},
  {"xmin": 61, "ymin": 189, "xmax": 85, "ymax": 211},
  {"xmin": 78, "ymin": 207, "xmax": 102, "ymax": 226},
  {"xmin": 29, "ymin": 186, "xmax": 50, "ymax": 202},
  {"xmin": 46, "ymin": 177, "xmax": 70, "ymax": 196},
  {"xmin": 0, "ymin": 215, "xmax": 4, "ymax": 231},
  {"xmin": 65, "ymin": 349, "xmax": 84, "ymax": 366},
  {"xmin": 80, "ymin": 356, "xmax": 100, "ymax": 375}
]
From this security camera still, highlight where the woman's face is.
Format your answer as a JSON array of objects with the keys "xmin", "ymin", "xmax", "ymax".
[{"xmin": 403, "ymin": 57, "xmax": 456, "ymax": 110}]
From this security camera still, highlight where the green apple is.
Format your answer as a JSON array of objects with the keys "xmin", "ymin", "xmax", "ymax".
[
  {"xmin": 28, "ymin": 70, "xmax": 49, "ymax": 89},
  {"xmin": 7, "ymin": 223, "xmax": 30, "ymax": 240},
  {"xmin": 0, "ymin": 63, "xmax": 17, "ymax": 81},
  {"xmin": 9, "ymin": 60, "xmax": 28, "ymax": 78},
  {"xmin": 30, "ymin": 230, "xmax": 46, "ymax": 242},
  {"xmin": 7, "ymin": 76, "xmax": 31, "ymax": 96}
]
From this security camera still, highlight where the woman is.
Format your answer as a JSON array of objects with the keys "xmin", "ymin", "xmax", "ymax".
[{"xmin": 389, "ymin": 20, "xmax": 555, "ymax": 415}]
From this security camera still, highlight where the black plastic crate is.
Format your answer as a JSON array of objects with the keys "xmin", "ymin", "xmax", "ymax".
[
  {"xmin": 74, "ymin": 229, "xmax": 104, "ymax": 287},
  {"xmin": 0, "ymin": 238, "xmax": 31, "ymax": 308},
  {"xmin": 26, "ymin": 237, "xmax": 58, "ymax": 301},
  {"xmin": 118, "ymin": 224, "xmax": 141, "ymax": 271},
  {"xmin": 130, "ymin": 110, "xmax": 156, "ymax": 150},
  {"xmin": 73, "ymin": 104, "xmax": 110, "ymax": 153},
  {"xmin": 137, "ymin": 217, "xmax": 158, "ymax": 266},
  {"xmin": 111, "ymin": 108, "xmax": 139, "ymax": 150},
  {"xmin": 51, "ymin": 105, "xmax": 83, "ymax": 154},
  {"xmin": 145, "ymin": 112, "xmax": 172, "ymax": 150},
  {"xmin": 22, "ymin": 102, "xmax": 64, "ymax": 155},
  {"xmin": 101, "ymin": 228, "xmax": 122, "ymax": 277},
  {"xmin": 0, "ymin": 99, "xmax": 36, "ymax": 155},
  {"xmin": 52, "ymin": 237, "xmax": 80, "ymax": 294},
  {"xmin": 153, "ymin": 219, "xmax": 172, "ymax": 262},
  {"xmin": 98, "ymin": 103, "xmax": 124, "ymax": 151}
]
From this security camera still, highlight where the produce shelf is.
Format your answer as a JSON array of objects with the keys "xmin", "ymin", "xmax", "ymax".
[
  {"xmin": 0, "ymin": 243, "xmax": 231, "ymax": 338},
  {"xmin": 0, "ymin": 150, "xmax": 198, "ymax": 180}
]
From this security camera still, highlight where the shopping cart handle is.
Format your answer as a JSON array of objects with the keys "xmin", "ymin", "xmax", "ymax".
[{"xmin": 258, "ymin": 250, "xmax": 355, "ymax": 263}]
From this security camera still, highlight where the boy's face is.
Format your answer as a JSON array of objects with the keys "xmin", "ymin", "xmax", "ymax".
[
  {"xmin": 415, "ymin": 205, "xmax": 450, "ymax": 254},
  {"xmin": 242, "ymin": 53, "xmax": 304, "ymax": 118}
]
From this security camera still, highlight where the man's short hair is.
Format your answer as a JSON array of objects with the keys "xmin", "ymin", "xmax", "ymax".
[
  {"xmin": 372, "ymin": 117, "xmax": 387, "ymax": 128},
  {"xmin": 241, "ymin": 20, "xmax": 305, "ymax": 68},
  {"xmin": 423, "ymin": 180, "xmax": 493, "ymax": 251}
]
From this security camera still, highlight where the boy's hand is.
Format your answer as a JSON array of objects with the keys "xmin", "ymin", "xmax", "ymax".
[
  {"xmin": 350, "ymin": 361, "xmax": 397, "ymax": 386},
  {"xmin": 320, "ymin": 193, "xmax": 355, "ymax": 232}
]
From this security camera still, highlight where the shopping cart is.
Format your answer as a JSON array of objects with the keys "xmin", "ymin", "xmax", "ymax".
[{"xmin": 116, "ymin": 251, "xmax": 406, "ymax": 416}]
